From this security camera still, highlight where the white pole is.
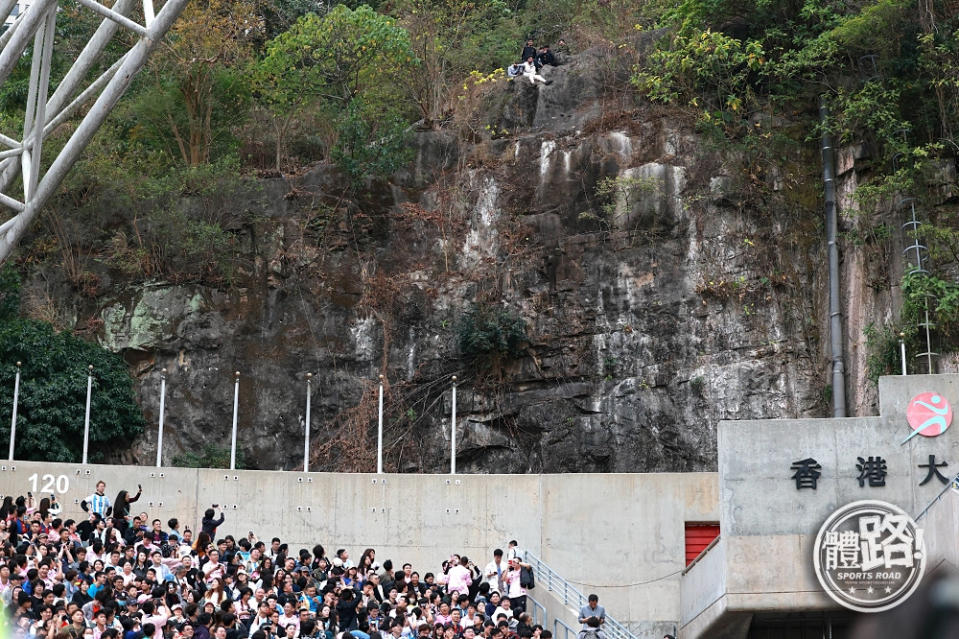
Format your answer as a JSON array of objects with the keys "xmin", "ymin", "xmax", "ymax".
[
  {"xmin": 900, "ymin": 332, "xmax": 907, "ymax": 376},
  {"xmin": 82, "ymin": 364, "xmax": 92, "ymax": 465},
  {"xmin": 8, "ymin": 361, "xmax": 19, "ymax": 460},
  {"xmin": 451, "ymin": 376, "xmax": 457, "ymax": 475},
  {"xmin": 304, "ymin": 373, "xmax": 312, "ymax": 472},
  {"xmin": 377, "ymin": 374, "xmax": 384, "ymax": 474},
  {"xmin": 156, "ymin": 368, "xmax": 166, "ymax": 467},
  {"xmin": 230, "ymin": 371, "xmax": 239, "ymax": 471}
]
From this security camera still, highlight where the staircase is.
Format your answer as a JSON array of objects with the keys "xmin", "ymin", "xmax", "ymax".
[{"xmin": 522, "ymin": 550, "xmax": 639, "ymax": 639}]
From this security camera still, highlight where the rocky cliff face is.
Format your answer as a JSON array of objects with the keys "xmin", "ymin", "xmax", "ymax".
[{"xmin": 33, "ymin": 44, "xmax": 942, "ymax": 473}]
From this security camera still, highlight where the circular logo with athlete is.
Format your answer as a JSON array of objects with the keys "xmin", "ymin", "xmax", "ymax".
[
  {"xmin": 813, "ymin": 500, "xmax": 926, "ymax": 613},
  {"xmin": 902, "ymin": 392, "xmax": 953, "ymax": 444}
]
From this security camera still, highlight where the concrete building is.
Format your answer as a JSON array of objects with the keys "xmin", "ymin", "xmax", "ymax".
[
  {"xmin": 0, "ymin": 374, "xmax": 956, "ymax": 637},
  {"xmin": 681, "ymin": 374, "xmax": 959, "ymax": 638}
]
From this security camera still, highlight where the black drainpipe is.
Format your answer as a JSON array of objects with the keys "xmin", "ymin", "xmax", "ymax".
[{"xmin": 820, "ymin": 97, "xmax": 847, "ymax": 417}]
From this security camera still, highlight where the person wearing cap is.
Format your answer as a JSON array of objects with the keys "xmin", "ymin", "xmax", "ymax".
[{"xmin": 169, "ymin": 602, "xmax": 186, "ymax": 625}]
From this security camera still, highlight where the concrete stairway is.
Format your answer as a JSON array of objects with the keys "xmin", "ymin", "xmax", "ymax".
[{"xmin": 522, "ymin": 550, "xmax": 639, "ymax": 639}]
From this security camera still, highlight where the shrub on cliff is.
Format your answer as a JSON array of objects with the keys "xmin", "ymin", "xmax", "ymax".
[
  {"xmin": 456, "ymin": 305, "xmax": 528, "ymax": 366},
  {"xmin": 0, "ymin": 268, "xmax": 144, "ymax": 462}
]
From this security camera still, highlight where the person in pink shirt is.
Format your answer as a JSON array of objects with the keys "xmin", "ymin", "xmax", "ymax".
[
  {"xmin": 140, "ymin": 601, "xmax": 169, "ymax": 632},
  {"xmin": 446, "ymin": 556, "xmax": 472, "ymax": 597}
]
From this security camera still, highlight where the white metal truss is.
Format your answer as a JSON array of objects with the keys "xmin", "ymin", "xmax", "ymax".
[{"xmin": 0, "ymin": 0, "xmax": 189, "ymax": 263}]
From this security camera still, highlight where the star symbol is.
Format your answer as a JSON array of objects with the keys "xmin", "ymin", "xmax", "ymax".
[
  {"xmin": 867, "ymin": 587, "xmax": 874, "ymax": 594},
  {"xmin": 848, "ymin": 587, "xmax": 856, "ymax": 594},
  {"xmin": 885, "ymin": 586, "xmax": 893, "ymax": 594}
]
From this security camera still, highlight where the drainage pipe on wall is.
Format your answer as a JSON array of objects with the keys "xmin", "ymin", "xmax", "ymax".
[{"xmin": 820, "ymin": 98, "xmax": 847, "ymax": 417}]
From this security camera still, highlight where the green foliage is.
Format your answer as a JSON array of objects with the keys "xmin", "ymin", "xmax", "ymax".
[
  {"xmin": 594, "ymin": 174, "xmax": 658, "ymax": 217},
  {"xmin": 825, "ymin": 81, "xmax": 911, "ymax": 159},
  {"xmin": 331, "ymin": 100, "xmax": 414, "ymax": 182},
  {"xmin": 633, "ymin": 0, "xmax": 947, "ymax": 159},
  {"xmin": 903, "ymin": 271, "xmax": 959, "ymax": 342},
  {"xmin": 119, "ymin": 68, "xmax": 249, "ymax": 168},
  {"xmin": 456, "ymin": 305, "xmax": 528, "ymax": 364},
  {"xmin": 637, "ymin": 28, "xmax": 765, "ymax": 105},
  {"xmin": 394, "ymin": 0, "xmax": 516, "ymax": 123},
  {"xmin": 864, "ymin": 322, "xmax": 908, "ymax": 383},
  {"xmin": 0, "ymin": 275, "xmax": 144, "ymax": 462},
  {"xmin": 256, "ymin": 6, "xmax": 416, "ymax": 107},
  {"xmin": 173, "ymin": 444, "xmax": 246, "ymax": 469},
  {"xmin": 0, "ymin": 266, "xmax": 21, "ymax": 323},
  {"xmin": 252, "ymin": 4, "xmax": 418, "ymax": 174}
]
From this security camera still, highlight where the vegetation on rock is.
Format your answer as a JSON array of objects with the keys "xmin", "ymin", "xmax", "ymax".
[{"xmin": 0, "ymin": 269, "xmax": 144, "ymax": 462}]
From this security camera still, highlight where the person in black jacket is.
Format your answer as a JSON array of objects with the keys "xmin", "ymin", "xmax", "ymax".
[
  {"xmin": 202, "ymin": 507, "xmax": 225, "ymax": 537},
  {"xmin": 521, "ymin": 39, "xmax": 537, "ymax": 67},
  {"xmin": 536, "ymin": 45, "xmax": 556, "ymax": 68},
  {"xmin": 112, "ymin": 485, "xmax": 142, "ymax": 525},
  {"xmin": 336, "ymin": 588, "xmax": 362, "ymax": 630}
]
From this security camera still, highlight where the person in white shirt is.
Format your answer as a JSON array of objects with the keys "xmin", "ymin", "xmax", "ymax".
[
  {"xmin": 483, "ymin": 549, "xmax": 506, "ymax": 595},
  {"xmin": 202, "ymin": 550, "xmax": 225, "ymax": 585},
  {"xmin": 491, "ymin": 597, "xmax": 514, "ymax": 625},
  {"xmin": 522, "ymin": 59, "xmax": 548, "ymax": 85},
  {"xmin": 119, "ymin": 562, "xmax": 136, "ymax": 587},
  {"xmin": 276, "ymin": 601, "xmax": 299, "ymax": 634},
  {"xmin": 266, "ymin": 538, "xmax": 282, "ymax": 560}
]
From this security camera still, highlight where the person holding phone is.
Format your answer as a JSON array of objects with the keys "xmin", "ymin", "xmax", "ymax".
[{"xmin": 202, "ymin": 507, "xmax": 225, "ymax": 538}]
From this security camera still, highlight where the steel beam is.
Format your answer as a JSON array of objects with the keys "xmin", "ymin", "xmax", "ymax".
[{"xmin": 0, "ymin": 0, "xmax": 189, "ymax": 263}]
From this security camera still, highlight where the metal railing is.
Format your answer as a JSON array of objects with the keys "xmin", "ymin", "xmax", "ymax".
[
  {"xmin": 554, "ymin": 618, "xmax": 577, "ymax": 639},
  {"xmin": 524, "ymin": 550, "xmax": 638, "ymax": 639},
  {"xmin": 527, "ymin": 594, "xmax": 547, "ymax": 627}
]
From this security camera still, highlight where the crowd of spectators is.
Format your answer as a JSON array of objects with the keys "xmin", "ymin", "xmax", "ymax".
[{"xmin": 0, "ymin": 481, "xmax": 589, "ymax": 639}]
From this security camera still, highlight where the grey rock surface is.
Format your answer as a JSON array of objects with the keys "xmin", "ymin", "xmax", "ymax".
[{"xmin": 34, "ymin": 44, "xmax": 942, "ymax": 473}]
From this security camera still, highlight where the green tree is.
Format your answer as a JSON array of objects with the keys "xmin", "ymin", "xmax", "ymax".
[
  {"xmin": 393, "ymin": 0, "xmax": 514, "ymax": 125},
  {"xmin": 0, "ymin": 320, "xmax": 145, "ymax": 463},
  {"xmin": 252, "ymin": 4, "xmax": 417, "ymax": 173},
  {"xmin": 147, "ymin": 0, "xmax": 261, "ymax": 166}
]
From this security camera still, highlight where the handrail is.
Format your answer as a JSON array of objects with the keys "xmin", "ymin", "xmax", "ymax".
[
  {"xmin": 680, "ymin": 534, "xmax": 721, "ymax": 575},
  {"xmin": 523, "ymin": 549, "xmax": 638, "ymax": 639},
  {"xmin": 526, "ymin": 594, "xmax": 547, "ymax": 628},
  {"xmin": 554, "ymin": 618, "xmax": 577, "ymax": 639}
]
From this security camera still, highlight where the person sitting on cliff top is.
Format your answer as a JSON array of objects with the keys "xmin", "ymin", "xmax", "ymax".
[
  {"xmin": 536, "ymin": 45, "xmax": 556, "ymax": 68},
  {"xmin": 522, "ymin": 57, "xmax": 550, "ymax": 85},
  {"xmin": 507, "ymin": 62, "xmax": 524, "ymax": 78}
]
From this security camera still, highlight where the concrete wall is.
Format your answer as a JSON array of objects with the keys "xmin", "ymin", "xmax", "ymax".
[
  {"xmin": 0, "ymin": 462, "xmax": 717, "ymax": 634},
  {"xmin": 681, "ymin": 374, "xmax": 959, "ymax": 637}
]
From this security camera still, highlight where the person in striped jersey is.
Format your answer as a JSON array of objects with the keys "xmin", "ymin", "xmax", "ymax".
[{"xmin": 80, "ymin": 480, "xmax": 112, "ymax": 518}]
